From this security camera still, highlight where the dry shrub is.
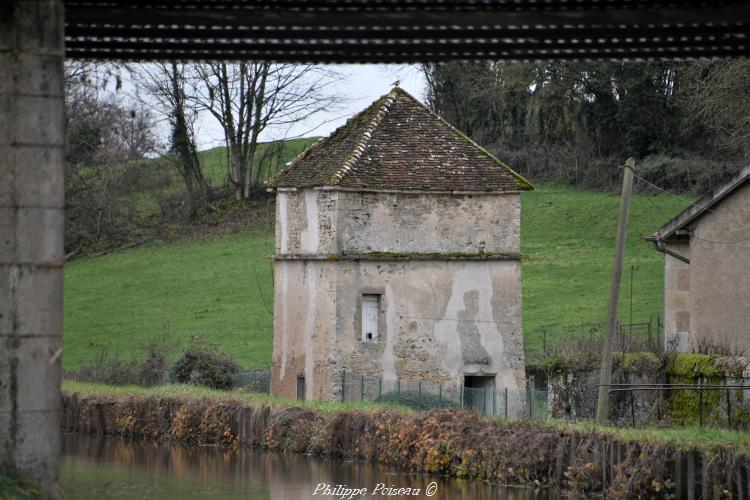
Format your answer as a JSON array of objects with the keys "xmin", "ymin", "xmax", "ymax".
[
  {"xmin": 168, "ymin": 337, "xmax": 240, "ymax": 390},
  {"xmin": 692, "ymin": 334, "xmax": 748, "ymax": 358},
  {"xmin": 265, "ymin": 407, "xmax": 323, "ymax": 453},
  {"xmin": 66, "ymin": 342, "xmax": 171, "ymax": 387},
  {"xmin": 310, "ymin": 410, "xmax": 380, "ymax": 459},
  {"xmin": 60, "ymin": 392, "xmax": 750, "ymax": 498}
]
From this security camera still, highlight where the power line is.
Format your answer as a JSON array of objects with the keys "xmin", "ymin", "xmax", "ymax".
[{"xmin": 630, "ymin": 167, "xmax": 750, "ymax": 245}]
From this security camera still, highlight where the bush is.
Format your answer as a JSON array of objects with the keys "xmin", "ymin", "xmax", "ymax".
[
  {"xmin": 637, "ymin": 153, "xmax": 745, "ymax": 194},
  {"xmin": 168, "ymin": 338, "xmax": 241, "ymax": 390},
  {"xmin": 375, "ymin": 391, "xmax": 460, "ymax": 411},
  {"xmin": 136, "ymin": 342, "xmax": 169, "ymax": 386}
]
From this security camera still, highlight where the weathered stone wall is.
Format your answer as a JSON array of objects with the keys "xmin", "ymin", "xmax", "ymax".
[
  {"xmin": 331, "ymin": 259, "xmax": 525, "ymax": 404},
  {"xmin": 271, "ymin": 260, "xmax": 338, "ymax": 400},
  {"xmin": 272, "ymin": 189, "xmax": 525, "ymax": 404},
  {"xmin": 689, "ymin": 181, "xmax": 750, "ymax": 353},
  {"xmin": 275, "ymin": 189, "xmax": 521, "ymax": 256},
  {"xmin": 663, "ymin": 242, "xmax": 691, "ymax": 352},
  {"xmin": 336, "ymin": 191, "xmax": 520, "ymax": 255},
  {"xmin": 275, "ymin": 189, "xmax": 338, "ymax": 255},
  {"xmin": 271, "ymin": 258, "xmax": 525, "ymax": 403},
  {"xmin": 0, "ymin": 1, "xmax": 65, "ymax": 496},
  {"xmin": 539, "ymin": 354, "xmax": 750, "ymax": 427}
]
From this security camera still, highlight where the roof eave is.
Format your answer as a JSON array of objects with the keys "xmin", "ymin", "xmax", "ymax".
[{"xmin": 656, "ymin": 163, "xmax": 750, "ymax": 239}]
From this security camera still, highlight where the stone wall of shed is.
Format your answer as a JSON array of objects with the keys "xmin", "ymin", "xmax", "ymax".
[
  {"xmin": 663, "ymin": 242, "xmax": 691, "ymax": 352},
  {"xmin": 275, "ymin": 190, "xmax": 338, "ymax": 255},
  {"xmin": 336, "ymin": 191, "xmax": 520, "ymax": 255},
  {"xmin": 689, "ymin": 181, "xmax": 750, "ymax": 354},
  {"xmin": 331, "ymin": 259, "xmax": 525, "ymax": 396},
  {"xmin": 270, "ymin": 260, "xmax": 338, "ymax": 400},
  {"xmin": 272, "ymin": 189, "xmax": 526, "ymax": 402}
]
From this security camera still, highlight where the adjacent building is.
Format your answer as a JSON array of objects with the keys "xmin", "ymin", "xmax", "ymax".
[
  {"xmin": 266, "ymin": 88, "xmax": 533, "ymax": 405},
  {"xmin": 649, "ymin": 165, "xmax": 750, "ymax": 353}
]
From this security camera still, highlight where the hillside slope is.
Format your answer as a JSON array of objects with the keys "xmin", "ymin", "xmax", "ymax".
[{"xmin": 64, "ymin": 185, "xmax": 690, "ymax": 369}]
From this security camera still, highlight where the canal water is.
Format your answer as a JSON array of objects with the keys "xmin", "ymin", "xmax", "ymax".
[{"xmin": 60, "ymin": 433, "xmax": 549, "ymax": 499}]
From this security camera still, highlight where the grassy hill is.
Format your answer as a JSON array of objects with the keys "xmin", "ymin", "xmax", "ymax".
[
  {"xmin": 109, "ymin": 137, "xmax": 319, "ymax": 238},
  {"xmin": 63, "ymin": 183, "xmax": 690, "ymax": 370},
  {"xmin": 196, "ymin": 138, "xmax": 319, "ymax": 189}
]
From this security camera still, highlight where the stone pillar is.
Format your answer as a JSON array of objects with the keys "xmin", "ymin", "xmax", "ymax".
[{"xmin": 0, "ymin": 0, "xmax": 65, "ymax": 496}]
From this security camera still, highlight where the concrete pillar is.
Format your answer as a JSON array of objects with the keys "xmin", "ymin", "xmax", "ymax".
[{"xmin": 0, "ymin": 0, "xmax": 65, "ymax": 496}]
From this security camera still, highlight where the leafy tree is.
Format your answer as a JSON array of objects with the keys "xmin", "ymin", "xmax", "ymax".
[{"xmin": 422, "ymin": 60, "xmax": 746, "ymax": 191}]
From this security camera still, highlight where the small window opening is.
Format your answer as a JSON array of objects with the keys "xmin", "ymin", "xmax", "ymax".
[
  {"xmin": 361, "ymin": 294, "xmax": 380, "ymax": 342},
  {"xmin": 296, "ymin": 374, "xmax": 306, "ymax": 401}
]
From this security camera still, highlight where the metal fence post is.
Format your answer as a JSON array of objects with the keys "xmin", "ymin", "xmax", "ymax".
[
  {"xmin": 493, "ymin": 388, "xmax": 497, "ymax": 417},
  {"xmin": 527, "ymin": 380, "xmax": 533, "ymax": 419},
  {"xmin": 378, "ymin": 377, "xmax": 382, "ymax": 400},
  {"xmin": 419, "ymin": 380, "xmax": 422, "ymax": 395},
  {"xmin": 504, "ymin": 388, "xmax": 508, "ymax": 420},
  {"xmin": 342, "ymin": 369, "xmax": 346, "ymax": 402},
  {"xmin": 397, "ymin": 379, "xmax": 401, "ymax": 398},
  {"xmin": 439, "ymin": 383, "xmax": 442, "ymax": 401},
  {"xmin": 361, "ymin": 374, "xmax": 365, "ymax": 401},
  {"xmin": 726, "ymin": 385, "xmax": 732, "ymax": 428}
]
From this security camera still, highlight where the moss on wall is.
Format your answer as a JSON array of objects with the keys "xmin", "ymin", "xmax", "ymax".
[{"xmin": 533, "ymin": 352, "xmax": 750, "ymax": 427}]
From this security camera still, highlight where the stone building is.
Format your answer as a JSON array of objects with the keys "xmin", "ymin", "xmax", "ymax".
[
  {"xmin": 649, "ymin": 165, "xmax": 750, "ymax": 353},
  {"xmin": 266, "ymin": 88, "xmax": 533, "ymax": 405}
]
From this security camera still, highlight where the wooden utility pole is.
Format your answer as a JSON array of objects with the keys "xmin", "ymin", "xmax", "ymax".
[{"xmin": 596, "ymin": 158, "xmax": 635, "ymax": 423}]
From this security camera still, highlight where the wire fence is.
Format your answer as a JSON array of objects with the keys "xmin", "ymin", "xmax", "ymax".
[
  {"xmin": 231, "ymin": 369, "xmax": 271, "ymax": 393},
  {"xmin": 524, "ymin": 314, "xmax": 664, "ymax": 365},
  {"xmin": 340, "ymin": 370, "xmax": 549, "ymax": 420}
]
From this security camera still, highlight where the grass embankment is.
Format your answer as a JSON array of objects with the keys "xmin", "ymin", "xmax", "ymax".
[
  {"xmin": 61, "ymin": 381, "xmax": 750, "ymax": 454},
  {"xmin": 64, "ymin": 184, "xmax": 690, "ymax": 370},
  {"xmin": 61, "ymin": 382, "xmax": 750, "ymax": 497},
  {"xmin": 61, "ymin": 381, "xmax": 396, "ymax": 414}
]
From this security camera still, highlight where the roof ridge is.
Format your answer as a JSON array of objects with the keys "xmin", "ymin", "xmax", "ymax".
[{"xmin": 328, "ymin": 89, "xmax": 398, "ymax": 185}]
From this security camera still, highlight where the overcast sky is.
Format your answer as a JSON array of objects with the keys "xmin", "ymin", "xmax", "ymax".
[{"xmin": 188, "ymin": 64, "xmax": 427, "ymax": 150}]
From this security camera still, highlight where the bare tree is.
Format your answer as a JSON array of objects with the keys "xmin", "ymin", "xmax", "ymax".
[
  {"xmin": 682, "ymin": 59, "xmax": 750, "ymax": 158},
  {"xmin": 64, "ymin": 62, "xmax": 156, "ymax": 254},
  {"xmin": 137, "ymin": 63, "xmax": 210, "ymax": 218},
  {"xmin": 190, "ymin": 63, "xmax": 341, "ymax": 199}
]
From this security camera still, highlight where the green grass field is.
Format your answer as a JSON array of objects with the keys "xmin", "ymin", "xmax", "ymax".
[
  {"xmin": 63, "ymin": 183, "xmax": 691, "ymax": 370},
  {"xmin": 197, "ymin": 138, "xmax": 319, "ymax": 188},
  {"xmin": 522, "ymin": 185, "xmax": 688, "ymax": 355}
]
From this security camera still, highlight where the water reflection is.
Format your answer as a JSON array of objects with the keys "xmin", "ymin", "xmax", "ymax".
[{"xmin": 61, "ymin": 433, "xmax": 548, "ymax": 499}]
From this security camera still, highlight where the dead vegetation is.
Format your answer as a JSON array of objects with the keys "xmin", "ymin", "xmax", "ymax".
[{"xmin": 61, "ymin": 390, "xmax": 750, "ymax": 498}]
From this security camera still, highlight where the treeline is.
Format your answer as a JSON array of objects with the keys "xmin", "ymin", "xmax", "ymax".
[{"xmin": 423, "ymin": 60, "xmax": 750, "ymax": 192}]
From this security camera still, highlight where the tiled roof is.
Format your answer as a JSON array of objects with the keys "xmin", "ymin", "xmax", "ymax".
[{"xmin": 267, "ymin": 88, "xmax": 532, "ymax": 193}]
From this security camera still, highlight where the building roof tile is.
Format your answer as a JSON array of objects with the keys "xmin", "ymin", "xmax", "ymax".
[{"xmin": 267, "ymin": 88, "xmax": 532, "ymax": 193}]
